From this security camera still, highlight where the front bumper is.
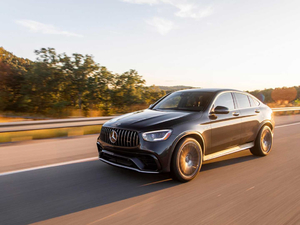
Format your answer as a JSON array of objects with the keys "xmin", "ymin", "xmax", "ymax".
[{"xmin": 97, "ymin": 141, "xmax": 162, "ymax": 173}]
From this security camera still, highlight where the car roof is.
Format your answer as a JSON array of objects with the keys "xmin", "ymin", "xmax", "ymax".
[{"xmin": 176, "ymin": 88, "xmax": 241, "ymax": 93}]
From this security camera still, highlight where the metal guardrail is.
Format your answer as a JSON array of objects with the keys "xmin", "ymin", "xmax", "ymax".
[
  {"xmin": 0, "ymin": 116, "xmax": 115, "ymax": 133},
  {"xmin": 1, "ymin": 107, "xmax": 300, "ymax": 133},
  {"xmin": 271, "ymin": 107, "xmax": 300, "ymax": 112}
]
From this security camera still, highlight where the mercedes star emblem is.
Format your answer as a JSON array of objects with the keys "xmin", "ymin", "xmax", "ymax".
[{"xmin": 109, "ymin": 130, "xmax": 118, "ymax": 143}]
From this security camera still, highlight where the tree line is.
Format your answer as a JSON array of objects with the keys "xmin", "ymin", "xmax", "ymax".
[
  {"xmin": 249, "ymin": 86, "xmax": 300, "ymax": 106},
  {"xmin": 0, "ymin": 47, "xmax": 165, "ymax": 117},
  {"xmin": 0, "ymin": 46, "xmax": 299, "ymax": 118}
]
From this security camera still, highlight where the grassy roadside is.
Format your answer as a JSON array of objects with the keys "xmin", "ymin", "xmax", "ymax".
[{"xmin": 0, "ymin": 125, "xmax": 102, "ymax": 143}]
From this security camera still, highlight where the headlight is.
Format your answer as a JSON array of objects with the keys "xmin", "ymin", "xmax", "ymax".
[{"xmin": 142, "ymin": 129, "xmax": 172, "ymax": 142}]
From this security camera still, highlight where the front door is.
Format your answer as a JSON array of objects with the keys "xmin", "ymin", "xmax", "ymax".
[{"xmin": 208, "ymin": 92, "xmax": 242, "ymax": 154}]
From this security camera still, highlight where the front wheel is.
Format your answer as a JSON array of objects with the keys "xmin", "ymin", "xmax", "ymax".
[
  {"xmin": 171, "ymin": 137, "xmax": 202, "ymax": 182},
  {"xmin": 250, "ymin": 125, "xmax": 273, "ymax": 156}
]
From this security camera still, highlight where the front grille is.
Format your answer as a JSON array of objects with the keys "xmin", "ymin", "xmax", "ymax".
[{"xmin": 100, "ymin": 127, "xmax": 139, "ymax": 147}]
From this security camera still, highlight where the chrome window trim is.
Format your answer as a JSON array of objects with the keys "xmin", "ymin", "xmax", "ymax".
[
  {"xmin": 208, "ymin": 91, "xmax": 262, "ymax": 114},
  {"xmin": 208, "ymin": 91, "xmax": 236, "ymax": 113}
]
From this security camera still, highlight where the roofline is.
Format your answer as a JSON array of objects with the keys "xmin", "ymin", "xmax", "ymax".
[{"xmin": 174, "ymin": 88, "xmax": 242, "ymax": 93}]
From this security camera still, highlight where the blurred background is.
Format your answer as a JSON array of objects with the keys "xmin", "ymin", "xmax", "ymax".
[
  {"xmin": 1, "ymin": 1, "xmax": 300, "ymax": 224},
  {"xmin": 1, "ymin": 0, "xmax": 300, "ymax": 122},
  {"xmin": 1, "ymin": 0, "xmax": 300, "ymax": 141}
]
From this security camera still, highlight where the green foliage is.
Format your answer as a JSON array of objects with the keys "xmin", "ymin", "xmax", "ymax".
[
  {"xmin": 142, "ymin": 85, "xmax": 166, "ymax": 105},
  {"xmin": 294, "ymin": 98, "xmax": 300, "ymax": 106},
  {"xmin": 111, "ymin": 70, "xmax": 145, "ymax": 112},
  {"xmin": 2, "ymin": 47, "xmax": 300, "ymax": 118},
  {"xmin": 0, "ymin": 47, "xmax": 32, "ymax": 111},
  {"xmin": 0, "ymin": 47, "xmax": 166, "ymax": 117}
]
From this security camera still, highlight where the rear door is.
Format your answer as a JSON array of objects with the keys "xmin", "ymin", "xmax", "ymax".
[
  {"xmin": 233, "ymin": 92, "xmax": 260, "ymax": 145},
  {"xmin": 208, "ymin": 92, "xmax": 242, "ymax": 154}
]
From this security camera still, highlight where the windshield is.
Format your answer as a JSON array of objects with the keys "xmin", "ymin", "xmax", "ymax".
[{"xmin": 153, "ymin": 91, "xmax": 213, "ymax": 111}]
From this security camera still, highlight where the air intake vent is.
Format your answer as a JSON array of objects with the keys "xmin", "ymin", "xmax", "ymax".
[{"xmin": 100, "ymin": 127, "xmax": 139, "ymax": 147}]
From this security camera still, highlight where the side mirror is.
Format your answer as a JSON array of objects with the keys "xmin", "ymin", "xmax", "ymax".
[
  {"xmin": 212, "ymin": 106, "xmax": 229, "ymax": 114},
  {"xmin": 149, "ymin": 104, "xmax": 154, "ymax": 109}
]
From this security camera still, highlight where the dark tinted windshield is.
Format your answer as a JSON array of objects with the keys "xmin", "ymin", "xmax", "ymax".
[{"xmin": 153, "ymin": 91, "xmax": 213, "ymax": 111}]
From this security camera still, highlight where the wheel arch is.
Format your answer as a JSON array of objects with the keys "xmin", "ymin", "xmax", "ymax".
[
  {"xmin": 255, "ymin": 120, "xmax": 274, "ymax": 138},
  {"xmin": 259, "ymin": 120, "xmax": 274, "ymax": 131},
  {"xmin": 168, "ymin": 131, "xmax": 206, "ymax": 171}
]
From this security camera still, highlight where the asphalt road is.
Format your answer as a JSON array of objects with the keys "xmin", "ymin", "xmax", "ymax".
[{"xmin": 1, "ymin": 115, "xmax": 300, "ymax": 224}]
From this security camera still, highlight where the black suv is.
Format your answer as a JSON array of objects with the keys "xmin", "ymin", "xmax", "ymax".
[{"xmin": 97, "ymin": 88, "xmax": 274, "ymax": 182}]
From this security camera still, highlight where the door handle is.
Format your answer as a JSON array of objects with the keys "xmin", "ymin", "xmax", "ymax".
[
  {"xmin": 232, "ymin": 112, "xmax": 239, "ymax": 116},
  {"xmin": 255, "ymin": 109, "xmax": 260, "ymax": 113}
]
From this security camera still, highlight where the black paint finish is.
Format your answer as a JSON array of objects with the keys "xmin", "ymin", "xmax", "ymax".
[{"xmin": 97, "ymin": 88, "xmax": 274, "ymax": 173}]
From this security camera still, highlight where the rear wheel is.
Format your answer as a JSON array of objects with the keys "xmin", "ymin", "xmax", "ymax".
[
  {"xmin": 171, "ymin": 137, "xmax": 202, "ymax": 182},
  {"xmin": 250, "ymin": 125, "xmax": 273, "ymax": 156}
]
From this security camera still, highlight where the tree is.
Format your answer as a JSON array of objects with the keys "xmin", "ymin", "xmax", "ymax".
[
  {"xmin": 112, "ymin": 70, "xmax": 146, "ymax": 112},
  {"xmin": 20, "ymin": 48, "xmax": 68, "ymax": 115},
  {"xmin": 60, "ymin": 53, "xmax": 100, "ymax": 110},
  {"xmin": 0, "ymin": 47, "xmax": 32, "ymax": 111},
  {"xmin": 89, "ymin": 67, "xmax": 115, "ymax": 115},
  {"xmin": 142, "ymin": 85, "xmax": 166, "ymax": 105}
]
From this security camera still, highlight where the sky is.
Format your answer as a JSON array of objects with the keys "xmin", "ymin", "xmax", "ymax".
[{"xmin": 1, "ymin": 0, "xmax": 300, "ymax": 91}]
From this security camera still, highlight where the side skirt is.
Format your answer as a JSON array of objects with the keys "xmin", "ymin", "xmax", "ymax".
[{"xmin": 203, "ymin": 142, "xmax": 254, "ymax": 161}]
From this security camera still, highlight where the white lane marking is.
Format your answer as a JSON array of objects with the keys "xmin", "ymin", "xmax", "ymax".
[
  {"xmin": 0, "ymin": 157, "xmax": 98, "ymax": 177},
  {"xmin": 246, "ymin": 186, "xmax": 255, "ymax": 192},
  {"xmin": 276, "ymin": 122, "xmax": 300, "ymax": 128}
]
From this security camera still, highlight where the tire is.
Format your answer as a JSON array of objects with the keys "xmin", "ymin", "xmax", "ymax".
[
  {"xmin": 250, "ymin": 125, "xmax": 273, "ymax": 156},
  {"xmin": 171, "ymin": 137, "xmax": 203, "ymax": 182}
]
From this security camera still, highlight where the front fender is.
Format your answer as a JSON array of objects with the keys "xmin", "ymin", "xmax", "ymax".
[{"xmin": 166, "ymin": 131, "xmax": 206, "ymax": 172}]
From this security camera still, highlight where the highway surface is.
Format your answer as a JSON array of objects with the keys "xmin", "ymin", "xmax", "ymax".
[{"xmin": 1, "ymin": 115, "xmax": 300, "ymax": 224}]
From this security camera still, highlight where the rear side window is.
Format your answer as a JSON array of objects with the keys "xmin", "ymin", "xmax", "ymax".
[
  {"xmin": 252, "ymin": 97, "xmax": 260, "ymax": 106},
  {"xmin": 235, "ymin": 93, "xmax": 251, "ymax": 109},
  {"xmin": 213, "ymin": 92, "xmax": 235, "ymax": 111},
  {"xmin": 248, "ymin": 96, "xmax": 260, "ymax": 107}
]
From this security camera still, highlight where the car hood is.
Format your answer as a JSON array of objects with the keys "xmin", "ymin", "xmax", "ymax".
[{"xmin": 104, "ymin": 109, "xmax": 202, "ymax": 131}]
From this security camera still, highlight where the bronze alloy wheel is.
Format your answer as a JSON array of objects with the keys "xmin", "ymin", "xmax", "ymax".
[
  {"xmin": 179, "ymin": 141, "xmax": 200, "ymax": 177},
  {"xmin": 260, "ymin": 128, "xmax": 273, "ymax": 153},
  {"xmin": 250, "ymin": 125, "xmax": 273, "ymax": 156},
  {"xmin": 171, "ymin": 137, "xmax": 202, "ymax": 182}
]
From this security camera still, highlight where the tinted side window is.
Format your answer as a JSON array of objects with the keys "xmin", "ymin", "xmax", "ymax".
[
  {"xmin": 252, "ymin": 97, "xmax": 260, "ymax": 106},
  {"xmin": 248, "ymin": 96, "xmax": 255, "ymax": 107},
  {"xmin": 248, "ymin": 96, "xmax": 260, "ymax": 107},
  {"xmin": 213, "ymin": 93, "xmax": 235, "ymax": 111},
  {"xmin": 235, "ymin": 93, "xmax": 251, "ymax": 109}
]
